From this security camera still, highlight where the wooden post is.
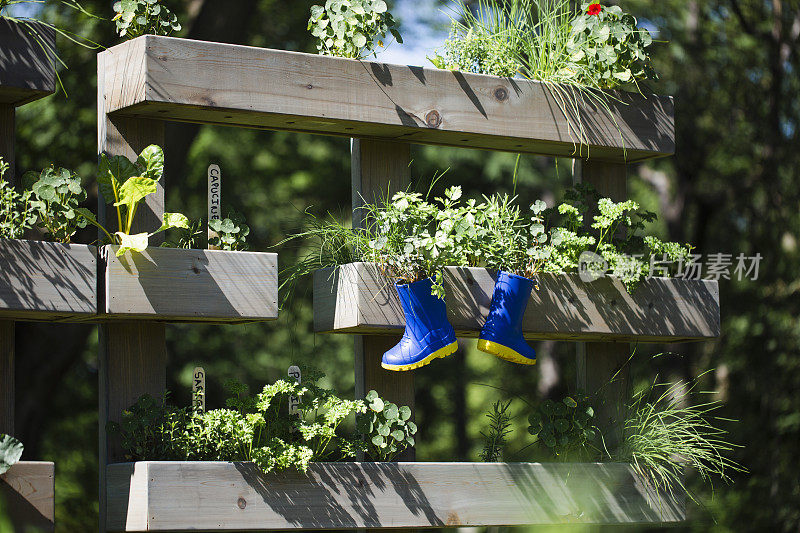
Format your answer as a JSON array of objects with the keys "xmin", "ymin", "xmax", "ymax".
[
  {"xmin": 351, "ymin": 140, "xmax": 415, "ymax": 459},
  {"xmin": 574, "ymin": 160, "xmax": 631, "ymax": 452},
  {"xmin": 98, "ymin": 54, "xmax": 167, "ymax": 533},
  {"xmin": 1, "ymin": 104, "xmax": 14, "ymax": 436}
]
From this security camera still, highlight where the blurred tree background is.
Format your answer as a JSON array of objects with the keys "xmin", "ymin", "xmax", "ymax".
[{"xmin": 3, "ymin": 0, "xmax": 799, "ymax": 531}]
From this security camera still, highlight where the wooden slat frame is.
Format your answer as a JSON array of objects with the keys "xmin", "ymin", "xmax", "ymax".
[
  {"xmin": 314, "ymin": 263, "xmax": 720, "ymax": 342},
  {"xmin": 99, "ymin": 245, "xmax": 278, "ymax": 323},
  {"xmin": 0, "ymin": 19, "xmax": 56, "ymax": 106},
  {"xmin": 106, "ymin": 461, "xmax": 684, "ymax": 531},
  {"xmin": 0, "ymin": 461, "xmax": 55, "ymax": 531},
  {"xmin": 98, "ymin": 36, "xmax": 675, "ymax": 163},
  {"xmin": 0, "ymin": 240, "xmax": 97, "ymax": 321}
]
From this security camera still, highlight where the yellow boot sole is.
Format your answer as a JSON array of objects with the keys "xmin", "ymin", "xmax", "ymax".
[
  {"xmin": 477, "ymin": 339, "xmax": 537, "ymax": 365},
  {"xmin": 381, "ymin": 341, "xmax": 459, "ymax": 371}
]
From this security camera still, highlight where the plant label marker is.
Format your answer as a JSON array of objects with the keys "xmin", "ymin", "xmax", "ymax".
[
  {"xmin": 288, "ymin": 365, "xmax": 301, "ymax": 427},
  {"xmin": 207, "ymin": 164, "xmax": 221, "ymax": 249},
  {"xmin": 193, "ymin": 366, "xmax": 206, "ymax": 413}
]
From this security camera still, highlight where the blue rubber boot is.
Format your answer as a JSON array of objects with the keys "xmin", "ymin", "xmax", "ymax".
[
  {"xmin": 477, "ymin": 271, "xmax": 537, "ymax": 365},
  {"xmin": 382, "ymin": 278, "xmax": 458, "ymax": 371}
]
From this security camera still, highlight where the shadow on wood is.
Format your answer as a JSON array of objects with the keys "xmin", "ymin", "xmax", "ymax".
[
  {"xmin": 98, "ymin": 36, "xmax": 674, "ymax": 163},
  {"xmin": 0, "ymin": 19, "xmax": 55, "ymax": 106},
  {"xmin": 106, "ymin": 461, "xmax": 684, "ymax": 531},
  {"xmin": 314, "ymin": 263, "xmax": 720, "ymax": 342},
  {"xmin": 0, "ymin": 241, "xmax": 97, "ymax": 321},
  {"xmin": 0, "ymin": 461, "xmax": 55, "ymax": 532},
  {"xmin": 98, "ymin": 246, "xmax": 278, "ymax": 323}
]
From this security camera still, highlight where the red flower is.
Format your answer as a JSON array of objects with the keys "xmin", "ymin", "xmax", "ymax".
[{"xmin": 587, "ymin": 3, "xmax": 602, "ymax": 15}]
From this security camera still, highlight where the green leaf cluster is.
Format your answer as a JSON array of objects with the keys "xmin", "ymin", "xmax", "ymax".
[
  {"xmin": 527, "ymin": 395, "xmax": 597, "ymax": 458},
  {"xmin": 113, "ymin": 0, "xmax": 181, "ymax": 39},
  {"xmin": 308, "ymin": 0, "xmax": 402, "ymax": 59},
  {"xmin": 161, "ymin": 217, "xmax": 204, "ymax": 249},
  {"xmin": 109, "ymin": 372, "xmax": 415, "ymax": 473},
  {"xmin": 429, "ymin": 20, "xmax": 519, "ymax": 77},
  {"xmin": 76, "ymin": 145, "xmax": 189, "ymax": 256},
  {"xmin": 358, "ymin": 390, "xmax": 416, "ymax": 460},
  {"xmin": 567, "ymin": 3, "xmax": 657, "ymax": 89},
  {"xmin": 209, "ymin": 211, "xmax": 250, "ymax": 251},
  {"xmin": 0, "ymin": 158, "xmax": 36, "ymax": 240},
  {"xmin": 22, "ymin": 166, "xmax": 88, "ymax": 243},
  {"xmin": 0, "ymin": 434, "xmax": 23, "ymax": 475}
]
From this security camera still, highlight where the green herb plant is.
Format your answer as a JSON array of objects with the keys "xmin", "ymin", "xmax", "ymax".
[
  {"xmin": 209, "ymin": 211, "xmax": 250, "ymax": 251},
  {"xmin": 567, "ymin": 2, "xmax": 657, "ymax": 89},
  {"xmin": 308, "ymin": 0, "xmax": 402, "ymax": 59},
  {"xmin": 480, "ymin": 399, "xmax": 513, "ymax": 462},
  {"xmin": 109, "ymin": 371, "xmax": 415, "ymax": 473},
  {"xmin": 112, "ymin": 0, "xmax": 181, "ymax": 39},
  {"xmin": 0, "ymin": 158, "xmax": 36, "ymax": 240},
  {"xmin": 617, "ymin": 374, "xmax": 746, "ymax": 504},
  {"xmin": 76, "ymin": 145, "xmax": 189, "ymax": 256},
  {"xmin": 430, "ymin": 0, "xmax": 658, "ymax": 156},
  {"xmin": 527, "ymin": 395, "xmax": 598, "ymax": 459},
  {"xmin": 358, "ymin": 390, "xmax": 417, "ymax": 460},
  {"xmin": 22, "ymin": 166, "xmax": 88, "ymax": 243},
  {"xmin": 0, "ymin": 434, "xmax": 23, "ymax": 475}
]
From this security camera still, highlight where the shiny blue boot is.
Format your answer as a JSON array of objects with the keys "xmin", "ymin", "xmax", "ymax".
[
  {"xmin": 477, "ymin": 271, "xmax": 537, "ymax": 365},
  {"xmin": 382, "ymin": 278, "xmax": 458, "ymax": 371}
]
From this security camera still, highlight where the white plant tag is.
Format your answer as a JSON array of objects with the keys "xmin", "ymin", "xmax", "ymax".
[
  {"xmin": 207, "ymin": 164, "xmax": 221, "ymax": 248},
  {"xmin": 192, "ymin": 366, "xmax": 206, "ymax": 413},
  {"xmin": 288, "ymin": 365, "xmax": 301, "ymax": 429}
]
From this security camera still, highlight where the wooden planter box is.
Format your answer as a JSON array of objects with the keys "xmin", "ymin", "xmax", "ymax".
[
  {"xmin": 99, "ymin": 246, "xmax": 278, "ymax": 323},
  {"xmin": 314, "ymin": 263, "xmax": 720, "ymax": 342},
  {"xmin": 106, "ymin": 461, "xmax": 683, "ymax": 531},
  {"xmin": 99, "ymin": 36, "xmax": 674, "ymax": 163},
  {"xmin": 0, "ymin": 461, "xmax": 55, "ymax": 531},
  {"xmin": 0, "ymin": 240, "xmax": 97, "ymax": 321},
  {"xmin": 0, "ymin": 19, "xmax": 56, "ymax": 105}
]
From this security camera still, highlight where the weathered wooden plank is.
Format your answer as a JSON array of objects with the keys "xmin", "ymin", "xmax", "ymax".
[
  {"xmin": 105, "ymin": 461, "xmax": 684, "ymax": 531},
  {"xmin": 99, "ymin": 246, "xmax": 278, "ymax": 322},
  {"xmin": 577, "ymin": 160, "xmax": 630, "ymax": 450},
  {"xmin": 0, "ymin": 19, "xmax": 56, "ymax": 106},
  {"xmin": 0, "ymin": 240, "xmax": 97, "ymax": 320},
  {"xmin": 351, "ymin": 139, "xmax": 414, "ymax": 463},
  {"xmin": 0, "ymin": 104, "xmax": 13, "ymax": 174},
  {"xmin": 97, "ymin": 73, "xmax": 166, "ymax": 533},
  {"xmin": 314, "ymin": 263, "xmax": 720, "ymax": 342},
  {"xmin": 98, "ymin": 36, "xmax": 675, "ymax": 163},
  {"xmin": 0, "ymin": 461, "xmax": 55, "ymax": 531}
]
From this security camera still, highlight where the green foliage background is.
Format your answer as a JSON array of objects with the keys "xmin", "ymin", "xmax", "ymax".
[{"xmin": 3, "ymin": 0, "xmax": 799, "ymax": 531}]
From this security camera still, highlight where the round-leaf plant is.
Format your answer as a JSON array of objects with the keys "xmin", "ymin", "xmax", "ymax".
[
  {"xmin": 308, "ymin": 0, "xmax": 402, "ymax": 59},
  {"xmin": 359, "ymin": 390, "xmax": 416, "ymax": 460},
  {"xmin": 528, "ymin": 395, "xmax": 597, "ymax": 458}
]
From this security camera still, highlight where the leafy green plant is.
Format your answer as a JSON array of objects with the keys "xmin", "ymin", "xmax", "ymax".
[
  {"xmin": 161, "ymin": 217, "xmax": 204, "ymax": 249},
  {"xmin": 112, "ymin": 0, "xmax": 181, "ymax": 39},
  {"xmin": 527, "ymin": 395, "xmax": 598, "ymax": 459},
  {"xmin": 617, "ymin": 376, "xmax": 746, "ymax": 503},
  {"xmin": 429, "ymin": 0, "xmax": 525, "ymax": 76},
  {"xmin": 209, "ymin": 211, "xmax": 250, "ymax": 251},
  {"xmin": 0, "ymin": 434, "xmax": 23, "ymax": 475},
  {"xmin": 480, "ymin": 399, "xmax": 513, "ymax": 462},
  {"xmin": 109, "ymin": 372, "xmax": 414, "ymax": 473},
  {"xmin": 358, "ymin": 390, "xmax": 416, "ymax": 460},
  {"xmin": 22, "ymin": 166, "xmax": 88, "ymax": 243},
  {"xmin": 567, "ymin": 2, "xmax": 657, "ymax": 89},
  {"xmin": 308, "ymin": 0, "xmax": 402, "ymax": 59},
  {"xmin": 0, "ymin": 158, "xmax": 36, "ymax": 240},
  {"xmin": 76, "ymin": 145, "xmax": 189, "ymax": 256}
]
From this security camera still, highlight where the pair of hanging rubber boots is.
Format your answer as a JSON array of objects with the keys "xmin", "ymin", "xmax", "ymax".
[{"xmin": 382, "ymin": 271, "xmax": 536, "ymax": 371}]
